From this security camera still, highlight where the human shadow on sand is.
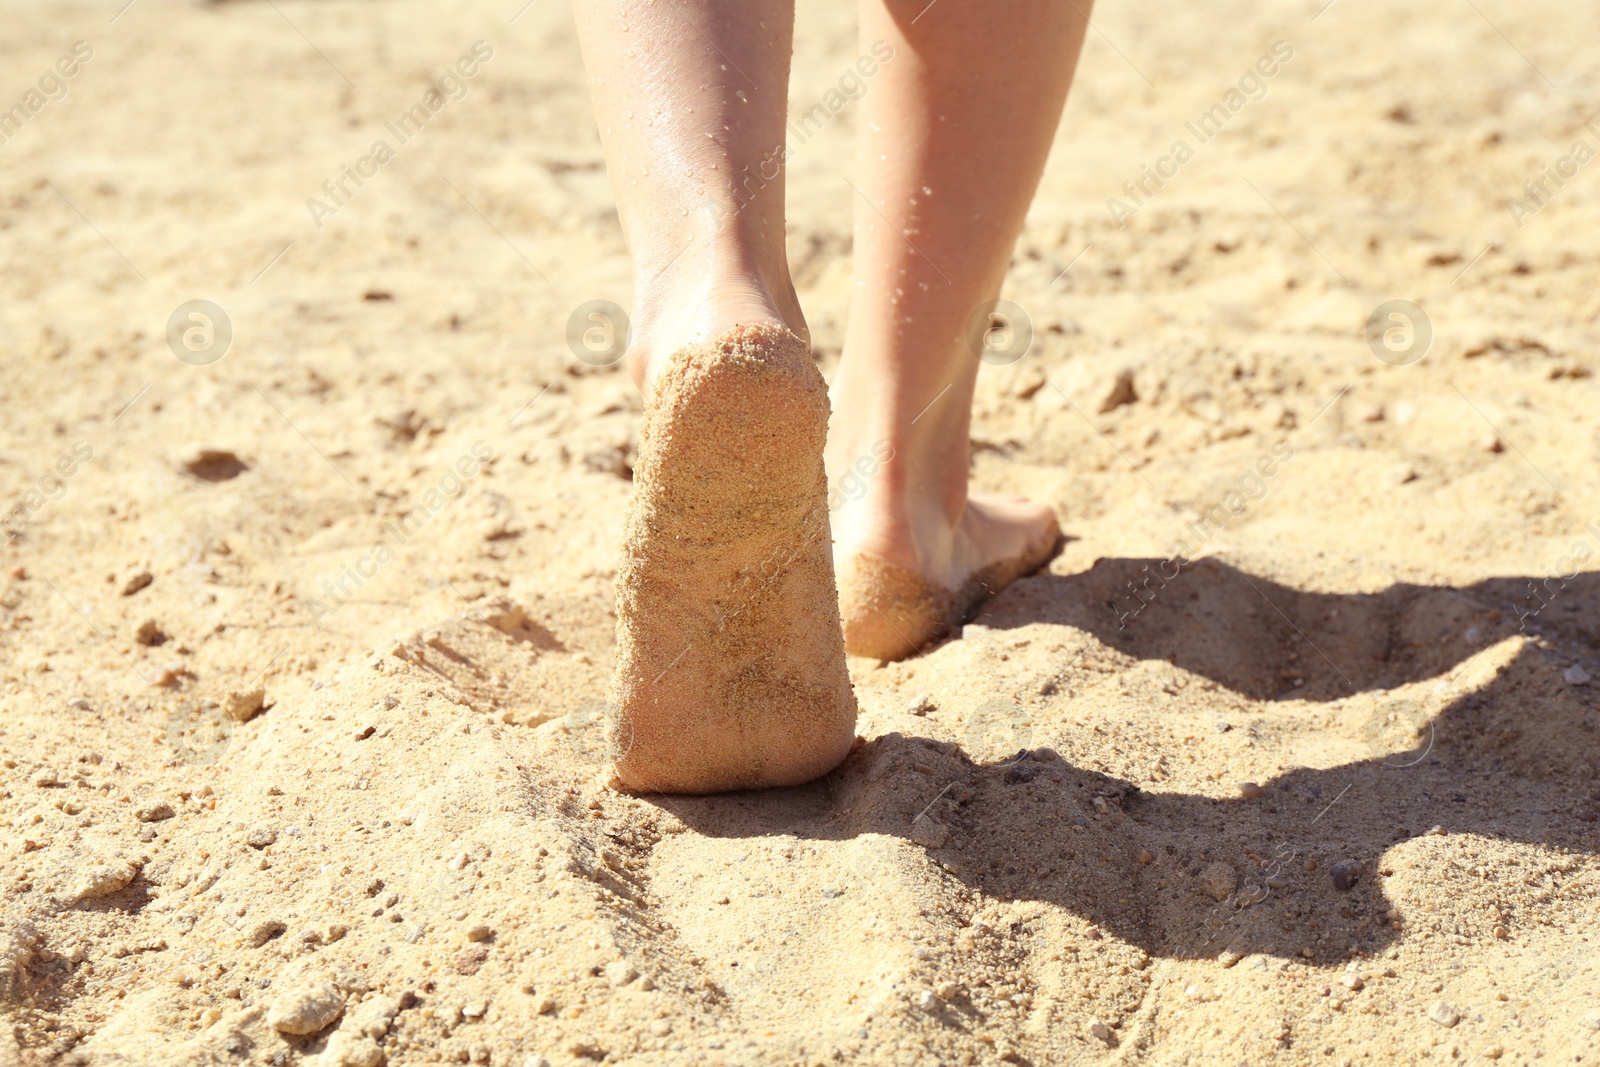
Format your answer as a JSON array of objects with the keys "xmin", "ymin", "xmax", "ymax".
[{"xmin": 643, "ymin": 561, "xmax": 1600, "ymax": 966}]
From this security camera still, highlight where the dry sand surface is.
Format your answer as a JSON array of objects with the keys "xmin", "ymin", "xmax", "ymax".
[{"xmin": 3, "ymin": 0, "xmax": 1600, "ymax": 1064}]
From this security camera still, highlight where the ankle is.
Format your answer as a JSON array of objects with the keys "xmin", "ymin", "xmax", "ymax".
[{"xmin": 624, "ymin": 227, "xmax": 805, "ymax": 395}]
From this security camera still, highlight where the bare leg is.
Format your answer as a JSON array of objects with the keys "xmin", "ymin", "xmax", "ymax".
[
  {"xmin": 574, "ymin": 0, "xmax": 857, "ymax": 792},
  {"xmin": 574, "ymin": 0, "xmax": 802, "ymax": 393},
  {"xmin": 829, "ymin": 0, "xmax": 1090, "ymax": 659}
]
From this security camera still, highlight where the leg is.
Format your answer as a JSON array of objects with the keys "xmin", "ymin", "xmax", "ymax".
[
  {"xmin": 828, "ymin": 0, "xmax": 1091, "ymax": 659},
  {"xmin": 574, "ymin": 0, "xmax": 858, "ymax": 792}
]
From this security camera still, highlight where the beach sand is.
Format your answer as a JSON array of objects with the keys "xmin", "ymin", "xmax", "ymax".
[{"xmin": 1, "ymin": 0, "xmax": 1597, "ymax": 1063}]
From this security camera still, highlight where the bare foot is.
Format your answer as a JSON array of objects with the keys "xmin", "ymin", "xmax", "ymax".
[
  {"xmin": 832, "ymin": 490, "xmax": 1060, "ymax": 662},
  {"xmin": 609, "ymin": 323, "xmax": 858, "ymax": 793}
]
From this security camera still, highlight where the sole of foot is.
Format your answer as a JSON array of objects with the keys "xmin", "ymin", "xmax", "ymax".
[
  {"xmin": 608, "ymin": 324, "xmax": 859, "ymax": 794},
  {"xmin": 836, "ymin": 501, "xmax": 1062, "ymax": 662}
]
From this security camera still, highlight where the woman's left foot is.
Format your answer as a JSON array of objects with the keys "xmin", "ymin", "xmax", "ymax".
[{"xmin": 832, "ymin": 491, "xmax": 1061, "ymax": 662}]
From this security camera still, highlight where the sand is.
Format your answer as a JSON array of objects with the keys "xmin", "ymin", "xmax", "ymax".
[{"xmin": 2, "ymin": 0, "xmax": 1599, "ymax": 1064}]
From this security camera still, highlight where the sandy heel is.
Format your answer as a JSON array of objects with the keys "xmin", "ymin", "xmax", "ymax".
[
  {"xmin": 838, "ymin": 520, "xmax": 1062, "ymax": 661},
  {"xmin": 608, "ymin": 324, "xmax": 858, "ymax": 793}
]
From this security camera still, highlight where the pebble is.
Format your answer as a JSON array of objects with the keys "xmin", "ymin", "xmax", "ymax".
[
  {"xmin": 348, "ymin": 994, "xmax": 400, "ymax": 1040},
  {"xmin": 934, "ymin": 981, "xmax": 959, "ymax": 1001},
  {"xmin": 134, "ymin": 619, "xmax": 166, "ymax": 647},
  {"xmin": 1198, "ymin": 862, "xmax": 1238, "ymax": 902},
  {"xmin": 1428, "ymin": 1000, "xmax": 1460, "ymax": 1028},
  {"xmin": 72, "ymin": 859, "xmax": 139, "ymax": 902},
  {"xmin": 1088, "ymin": 1020, "xmax": 1112, "ymax": 1044},
  {"xmin": 907, "ymin": 693, "xmax": 936, "ymax": 716},
  {"xmin": 31, "ymin": 768, "xmax": 60, "ymax": 788},
  {"xmin": 1137, "ymin": 850, "xmax": 1154, "ymax": 865},
  {"xmin": 224, "ymin": 688, "xmax": 267, "ymax": 723},
  {"xmin": 1006, "ymin": 763, "xmax": 1039, "ymax": 785},
  {"xmin": 1330, "ymin": 861, "xmax": 1361, "ymax": 891},
  {"xmin": 1238, "ymin": 782, "xmax": 1264, "ymax": 799},
  {"xmin": 1214, "ymin": 721, "xmax": 1232, "ymax": 733},
  {"xmin": 462, "ymin": 999, "xmax": 488, "ymax": 1018},
  {"xmin": 267, "ymin": 981, "xmax": 345, "ymax": 1034},
  {"xmin": 1564, "ymin": 664, "xmax": 1591, "ymax": 686},
  {"xmin": 605, "ymin": 961, "xmax": 638, "ymax": 986},
  {"xmin": 1341, "ymin": 975, "xmax": 1364, "ymax": 991},
  {"xmin": 324, "ymin": 1032, "xmax": 383, "ymax": 1067},
  {"xmin": 466, "ymin": 924, "xmax": 493, "ymax": 942},
  {"xmin": 135, "ymin": 799, "xmax": 174, "ymax": 825},
  {"xmin": 917, "ymin": 990, "xmax": 937, "ymax": 1010},
  {"xmin": 121, "ymin": 571, "xmax": 153, "ymax": 596},
  {"xmin": 246, "ymin": 825, "xmax": 278, "ymax": 848},
  {"xmin": 246, "ymin": 920, "xmax": 286, "ymax": 947},
  {"xmin": 67, "ymin": 696, "xmax": 92, "ymax": 711},
  {"xmin": 910, "ymin": 815, "xmax": 950, "ymax": 849}
]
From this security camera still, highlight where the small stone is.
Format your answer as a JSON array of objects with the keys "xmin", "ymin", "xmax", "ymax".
[
  {"xmin": 934, "ymin": 981, "xmax": 959, "ymax": 1001},
  {"xmin": 1238, "ymin": 782, "xmax": 1264, "ymax": 799},
  {"xmin": 535, "ymin": 996, "xmax": 556, "ymax": 1015},
  {"xmin": 1428, "ymin": 1000, "xmax": 1460, "ymax": 1028},
  {"xmin": 821, "ymin": 886, "xmax": 842, "ymax": 899},
  {"xmin": 917, "ymin": 989, "xmax": 937, "ymax": 1010},
  {"xmin": 455, "ymin": 946, "xmax": 489, "ymax": 975},
  {"xmin": 1198, "ymin": 862, "xmax": 1238, "ymax": 902},
  {"xmin": 466, "ymin": 924, "xmax": 493, "ymax": 942},
  {"xmin": 1006, "ymin": 763, "xmax": 1038, "ymax": 785},
  {"xmin": 604, "ymin": 960, "xmax": 638, "ymax": 986},
  {"xmin": 246, "ymin": 920, "xmax": 286, "ymax": 947},
  {"xmin": 1088, "ymin": 1019, "xmax": 1113, "ymax": 1044},
  {"xmin": 72, "ymin": 859, "xmax": 139, "ymax": 901},
  {"xmin": 324, "ymin": 1032, "xmax": 383, "ymax": 1067},
  {"xmin": 1564, "ymin": 664, "xmax": 1591, "ymax": 686},
  {"xmin": 1341, "ymin": 974, "xmax": 1364, "ymax": 991},
  {"xmin": 31, "ymin": 768, "xmax": 60, "ymax": 787},
  {"xmin": 246, "ymin": 825, "xmax": 278, "ymax": 848},
  {"xmin": 1217, "ymin": 948, "xmax": 1244, "ymax": 969},
  {"xmin": 1331, "ymin": 861, "xmax": 1361, "ymax": 891},
  {"xmin": 224, "ymin": 688, "xmax": 267, "ymax": 723},
  {"xmin": 134, "ymin": 619, "xmax": 166, "ymax": 646},
  {"xmin": 122, "ymin": 571, "xmax": 153, "ymax": 596},
  {"xmin": 1214, "ymin": 721, "xmax": 1232, "ymax": 733},
  {"xmin": 135, "ymin": 799, "xmax": 174, "ymax": 825},
  {"xmin": 910, "ymin": 815, "xmax": 950, "ymax": 849},
  {"xmin": 462, "ymin": 999, "xmax": 488, "ymax": 1018},
  {"xmin": 907, "ymin": 693, "xmax": 935, "ymax": 716},
  {"xmin": 1302, "ymin": 857, "xmax": 1317, "ymax": 872},
  {"xmin": 1137, "ymin": 850, "xmax": 1153, "ymax": 865},
  {"xmin": 67, "ymin": 696, "xmax": 93, "ymax": 711},
  {"xmin": 267, "ymin": 980, "xmax": 345, "ymax": 1035},
  {"xmin": 1097, "ymin": 367, "xmax": 1138, "ymax": 413}
]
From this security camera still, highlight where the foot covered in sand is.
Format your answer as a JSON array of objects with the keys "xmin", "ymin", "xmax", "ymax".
[
  {"xmin": 609, "ymin": 324, "xmax": 858, "ymax": 794},
  {"xmin": 836, "ymin": 493, "xmax": 1062, "ymax": 662}
]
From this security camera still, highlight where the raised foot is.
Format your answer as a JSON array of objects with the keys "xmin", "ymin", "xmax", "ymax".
[
  {"xmin": 836, "ymin": 494, "xmax": 1062, "ymax": 661},
  {"xmin": 609, "ymin": 324, "xmax": 858, "ymax": 794}
]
